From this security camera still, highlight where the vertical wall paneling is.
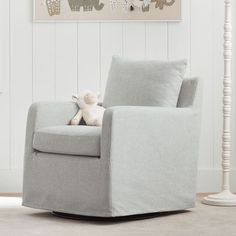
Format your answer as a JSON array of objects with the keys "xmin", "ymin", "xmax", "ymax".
[
  {"xmin": 0, "ymin": 0, "xmax": 236, "ymax": 191},
  {"xmin": 55, "ymin": 23, "xmax": 78, "ymax": 101},
  {"xmin": 33, "ymin": 23, "xmax": 56, "ymax": 101},
  {"xmin": 168, "ymin": 0, "xmax": 191, "ymax": 76},
  {"xmin": 100, "ymin": 23, "xmax": 123, "ymax": 98},
  {"xmin": 145, "ymin": 23, "xmax": 168, "ymax": 60},
  {"xmin": 10, "ymin": 0, "xmax": 33, "ymax": 170},
  {"xmin": 123, "ymin": 23, "xmax": 146, "ymax": 59},
  {"xmin": 191, "ymin": 0, "xmax": 214, "ymax": 169},
  {"xmin": 0, "ymin": 1, "xmax": 10, "ymax": 169},
  {"xmin": 77, "ymin": 23, "xmax": 100, "ymax": 93}
]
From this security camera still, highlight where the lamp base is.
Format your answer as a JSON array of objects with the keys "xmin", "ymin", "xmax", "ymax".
[{"xmin": 202, "ymin": 190, "xmax": 236, "ymax": 206}]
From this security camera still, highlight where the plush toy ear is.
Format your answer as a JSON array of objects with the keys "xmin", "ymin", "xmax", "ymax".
[{"xmin": 72, "ymin": 95, "xmax": 78, "ymax": 102}]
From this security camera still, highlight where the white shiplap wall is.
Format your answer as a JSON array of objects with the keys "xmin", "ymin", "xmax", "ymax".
[{"xmin": 0, "ymin": 0, "xmax": 235, "ymax": 192}]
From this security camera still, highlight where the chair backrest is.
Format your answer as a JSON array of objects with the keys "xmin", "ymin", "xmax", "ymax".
[
  {"xmin": 177, "ymin": 78, "xmax": 200, "ymax": 108},
  {"xmin": 103, "ymin": 56, "xmax": 187, "ymax": 108}
]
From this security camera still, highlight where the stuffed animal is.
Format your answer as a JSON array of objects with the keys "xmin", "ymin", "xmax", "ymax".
[{"xmin": 71, "ymin": 90, "xmax": 105, "ymax": 126}]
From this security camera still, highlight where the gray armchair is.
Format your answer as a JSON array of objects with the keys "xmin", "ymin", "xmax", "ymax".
[{"xmin": 23, "ymin": 57, "xmax": 201, "ymax": 217}]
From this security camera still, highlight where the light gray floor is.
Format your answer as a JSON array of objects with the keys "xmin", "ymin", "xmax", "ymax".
[{"xmin": 0, "ymin": 196, "xmax": 236, "ymax": 236}]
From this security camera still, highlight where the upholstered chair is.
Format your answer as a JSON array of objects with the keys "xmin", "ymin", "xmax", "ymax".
[{"xmin": 23, "ymin": 56, "xmax": 201, "ymax": 217}]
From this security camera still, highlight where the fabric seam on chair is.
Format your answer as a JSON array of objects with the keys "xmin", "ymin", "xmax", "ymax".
[{"xmin": 32, "ymin": 150, "xmax": 100, "ymax": 158}]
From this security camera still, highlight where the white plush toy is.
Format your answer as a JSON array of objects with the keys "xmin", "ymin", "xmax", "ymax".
[{"xmin": 71, "ymin": 90, "xmax": 105, "ymax": 127}]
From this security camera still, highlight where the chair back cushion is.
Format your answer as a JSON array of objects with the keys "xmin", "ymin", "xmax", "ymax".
[{"xmin": 103, "ymin": 56, "xmax": 187, "ymax": 108}]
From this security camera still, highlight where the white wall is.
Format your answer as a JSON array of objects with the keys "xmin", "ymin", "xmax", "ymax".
[{"xmin": 0, "ymin": 0, "xmax": 235, "ymax": 192}]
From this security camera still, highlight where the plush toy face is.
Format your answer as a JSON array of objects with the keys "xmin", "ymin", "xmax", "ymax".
[{"xmin": 72, "ymin": 90, "xmax": 99, "ymax": 109}]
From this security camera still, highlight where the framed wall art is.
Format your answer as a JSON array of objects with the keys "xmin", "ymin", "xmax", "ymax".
[{"xmin": 34, "ymin": 0, "xmax": 181, "ymax": 21}]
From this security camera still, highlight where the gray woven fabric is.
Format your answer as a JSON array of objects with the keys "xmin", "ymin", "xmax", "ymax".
[
  {"xmin": 177, "ymin": 78, "xmax": 198, "ymax": 108},
  {"xmin": 101, "ymin": 105, "xmax": 201, "ymax": 216},
  {"xmin": 103, "ymin": 56, "xmax": 187, "ymax": 108},
  {"xmin": 23, "ymin": 152, "xmax": 110, "ymax": 217},
  {"xmin": 33, "ymin": 125, "xmax": 101, "ymax": 157},
  {"xmin": 23, "ymin": 78, "xmax": 201, "ymax": 217}
]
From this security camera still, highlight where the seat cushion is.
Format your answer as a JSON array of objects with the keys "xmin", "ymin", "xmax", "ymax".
[
  {"xmin": 33, "ymin": 125, "xmax": 101, "ymax": 157},
  {"xmin": 103, "ymin": 56, "xmax": 187, "ymax": 108}
]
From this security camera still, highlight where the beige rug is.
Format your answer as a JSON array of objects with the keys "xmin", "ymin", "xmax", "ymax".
[{"xmin": 0, "ymin": 196, "xmax": 236, "ymax": 236}]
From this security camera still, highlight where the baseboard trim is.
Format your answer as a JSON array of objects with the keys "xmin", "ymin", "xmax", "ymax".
[
  {"xmin": 0, "ymin": 168, "xmax": 235, "ymax": 193},
  {"xmin": 0, "ymin": 193, "xmax": 22, "ymax": 197}
]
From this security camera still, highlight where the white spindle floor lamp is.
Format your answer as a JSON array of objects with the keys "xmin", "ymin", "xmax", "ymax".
[{"xmin": 202, "ymin": 0, "xmax": 236, "ymax": 206}]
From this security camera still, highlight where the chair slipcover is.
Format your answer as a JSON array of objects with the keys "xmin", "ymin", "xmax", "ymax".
[{"xmin": 23, "ymin": 75, "xmax": 201, "ymax": 217}]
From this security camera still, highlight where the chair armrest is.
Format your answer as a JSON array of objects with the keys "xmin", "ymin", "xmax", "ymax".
[
  {"xmin": 101, "ymin": 106, "xmax": 200, "ymax": 162},
  {"xmin": 101, "ymin": 106, "xmax": 201, "ymax": 214},
  {"xmin": 25, "ymin": 101, "xmax": 78, "ymax": 155}
]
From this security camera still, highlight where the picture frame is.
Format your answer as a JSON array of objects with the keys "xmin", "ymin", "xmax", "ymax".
[{"xmin": 34, "ymin": 0, "xmax": 182, "ymax": 22}]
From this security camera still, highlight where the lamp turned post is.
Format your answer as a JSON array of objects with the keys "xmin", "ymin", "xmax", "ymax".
[{"xmin": 202, "ymin": 0, "xmax": 236, "ymax": 206}]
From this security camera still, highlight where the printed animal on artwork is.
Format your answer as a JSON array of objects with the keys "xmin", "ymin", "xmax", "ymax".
[
  {"xmin": 110, "ymin": 0, "xmax": 176, "ymax": 13},
  {"xmin": 142, "ymin": 0, "xmax": 175, "ymax": 12},
  {"xmin": 68, "ymin": 0, "xmax": 104, "ymax": 12},
  {"xmin": 45, "ymin": 0, "xmax": 61, "ymax": 16}
]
